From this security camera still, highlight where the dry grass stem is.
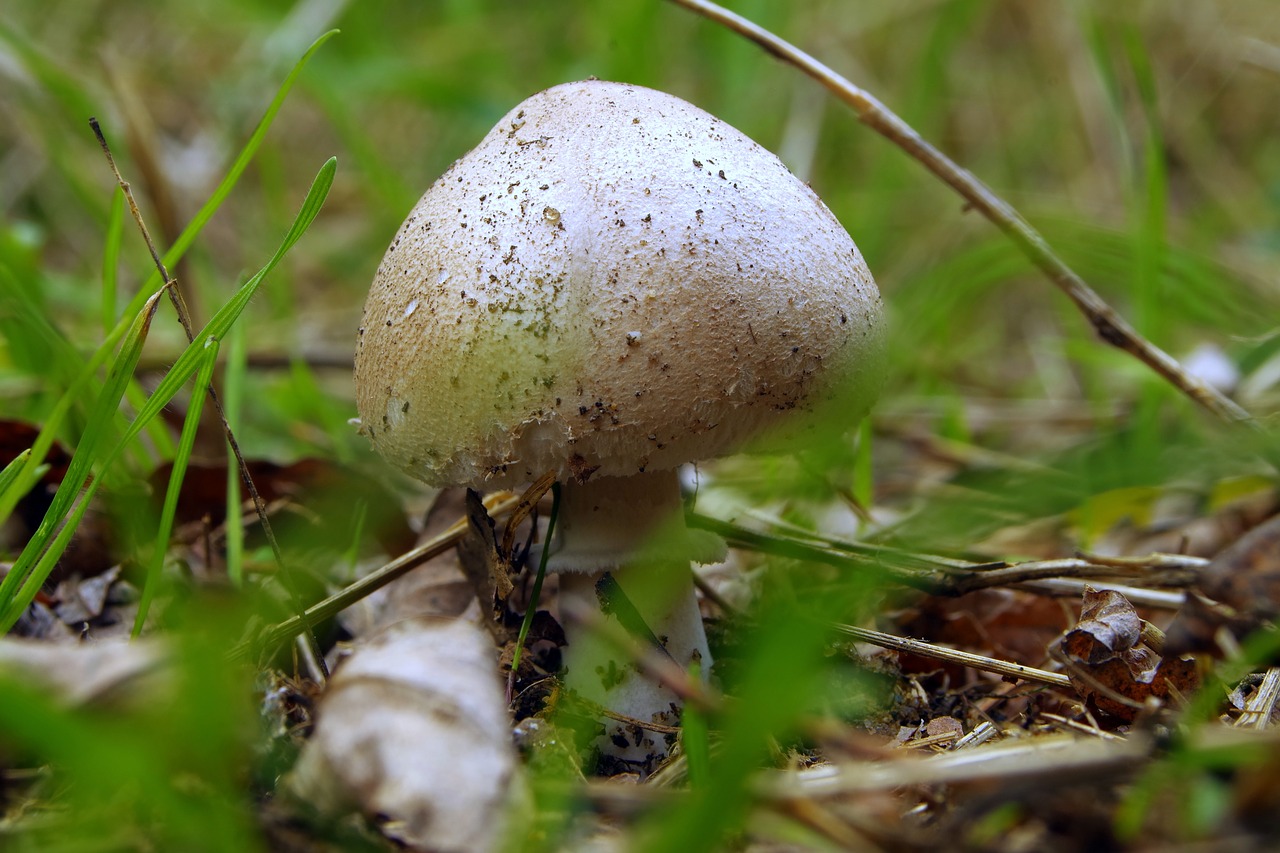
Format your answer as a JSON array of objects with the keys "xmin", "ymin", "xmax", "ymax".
[
  {"xmin": 761, "ymin": 734, "xmax": 1152, "ymax": 799},
  {"xmin": 836, "ymin": 623, "xmax": 1071, "ymax": 688},
  {"xmin": 691, "ymin": 511, "xmax": 1203, "ymax": 596},
  {"xmin": 1236, "ymin": 667, "xmax": 1280, "ymax": 730},
  {"xmin": 667, "ymin": 0, "xmax": 1256, "ymax": 428},
  {"xmin": 953, "ymin": 720, "xmax": 999, "ymax": 749},
  {"xmin": 1016, "ymin": 579, "xmax": 1188, "ymax": 609},
  {"xmin": 229, "ymin": 491, "xmax": 523, "ymax": 661},
  {"xmin": 1037, "ymin": 712, "xmax": 1125, "ymax": 742},
  {"xmin": 899, "ymin": 730, "xmax": 960, "ymax": 750}
]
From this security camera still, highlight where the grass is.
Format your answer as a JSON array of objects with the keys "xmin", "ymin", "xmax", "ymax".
[{"xmin": 1, "ymin": 1, "xmax": 1278, "ymax": 850}]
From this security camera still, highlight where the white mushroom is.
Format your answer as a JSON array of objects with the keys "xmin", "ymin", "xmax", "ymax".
[{"xmin": 355, "ymin": 79, "xmax": 885, "ymax": 770}]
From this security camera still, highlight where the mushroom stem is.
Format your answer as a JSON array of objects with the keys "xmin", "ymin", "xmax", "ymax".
[{"xmin": 549, "ymin": 471, "xmax": 718, "ymax": 769}]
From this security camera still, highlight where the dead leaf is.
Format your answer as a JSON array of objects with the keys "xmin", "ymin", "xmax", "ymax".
[
  {"xmin": 0, "ymin": 420, "xmax": 119, "ymax": 582},
  {"xmin": 0, "ymin": 419, "xmax": 72, "ymax": 487},
  {"xmin": 1197, "ymin": 512, "xmax": 1280, "ymax": 620},
  {"xmin": 500, "ymin": 470, "xmax": 555, "ymax": 562},
  {"xmin": 1057, "ymin": 587, "xmax": 1199, "ymax": 722},
  {"xmin": 925, "ymin": 716, "xmax": 964, "ymax": 739},
  {"xmin": 1060, "ymin": 588, "xmax": 1142, "ymax": 664},
  {"xmin": 0, "ymin": 636, "xmax": 167, "ymax": 707},
  {"xmin": 52, "ymin": 566, "xmax": 121, "ymax": 625}
]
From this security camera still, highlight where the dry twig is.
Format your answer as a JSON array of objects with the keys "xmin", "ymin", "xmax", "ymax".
[
  {"xmin": 666, "ymin": 0, "xmax": 1256, "ymax": 428},
  {"xmin": 836, "ymin": 623, "xmax": 1072, "ymax": 688},
  {"xmin": 228, "ymin": 491, "xmax": 523, "ymax": 661}
]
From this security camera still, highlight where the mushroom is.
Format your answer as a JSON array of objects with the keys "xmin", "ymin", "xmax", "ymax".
[{"xmin": 354, "ymin": 80, "xmax": 885, "ymax": 770}]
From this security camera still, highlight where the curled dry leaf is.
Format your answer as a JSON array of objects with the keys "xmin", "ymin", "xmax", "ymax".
[
  {"xmin": 1057, "ymin": 587, "xmax": 1199, "ymax": 722},
  {"xmin": 52, "ymin": 565, "xmax": 122, "ymax": 626},
  {"xmin": 286, "ymin": 618, "xmax": 520, "ymax": 853},
  {"xmin": 1060, "ymin": 588, "xmax": 1142, "ymax": 665}
]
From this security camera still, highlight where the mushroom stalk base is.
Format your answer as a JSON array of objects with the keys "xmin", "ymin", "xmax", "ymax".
[{"xmin": 551, "ymin": 472, "xmax": 715, "ymax": 771}]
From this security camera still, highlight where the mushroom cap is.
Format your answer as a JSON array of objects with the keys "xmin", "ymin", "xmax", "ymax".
[{"xmin": 355, "ymin": 80, "xmax": 884, "ymax": 489}]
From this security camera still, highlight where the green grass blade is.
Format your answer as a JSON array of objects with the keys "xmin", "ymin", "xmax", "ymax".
[
  {"xmin": 510, "ymin": 482, "xmax": 561, "ymax": 681},
  {"xmin": 95, "ymin": 28, "xmax": 340, "ymax": 381},
  {"xmin": 101, "ymin": 186, "xmax": 125, "ymax": 336},
  {"xmin": 0, "ymin": 289, "xmax": 165, "ymax": 626},
  {"xmin": 144, "ymin": 29, "xmax": 340, "ymax": 293},
  {"xmin": 139, "ymin": 156, "xmax": 336, "ymax": 426},
  {"xmin": 10, "ymin": 458, "xmax": 110, "ymax": 624},
  {"xmin": 0, "ymin": 157, "xmax": 335, "ymax": 630},
  {"xmin": 224, "ymin": 321, "xmax": 247, "ymax": 587},
  {"xmin": 0, "ymin": 450, "xmax": 33, "ymax": 499},
  {"xmin": 0, "ymin": 344, "xmax": 111, "ymax": 528},
  {"xmin": 133, "ymin": 155, "xmax": 335, "ymax": 433},
  {"xmin": 682, "ymin": 660, "xmax": 711, "ymax": 789},
  {"xmin": 853, "ymin": 419, "xmax": 873, "ymax": 509},
  {"xmin": 133, "ymin": 337, "xmax": 220, "ymax": 637}
]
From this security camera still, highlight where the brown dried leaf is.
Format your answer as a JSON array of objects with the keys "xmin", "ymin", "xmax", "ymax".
[
  {"xmin": 500, "ymin": 469, "xmax": 555, "ymax": 562},
  {"xmin": 1079, "ymin": 655, "xmax": 1200, "ymax": 721},
  {"xmin": 1060, "ymin": 587, "xmax": 1142, "ymax": 664},
  {"xmin": 1058, "ymin": 588, "xmax": 1200, "ymax": 721},
  {"xmin": 925, "ymin": 716, "xmax": 964, "ymax": 739},
  {"xmin": 1, "ymin": 420, "xmax": 118, "ymax": 582},
  {"xmin": 893, "ymin": 588, "xmax": 1070, "ymax": 674},
  {"xmin": 1163, "ymin": 592, "xmax": 1243, "ymax": 658},
  {"xmin": 0, "ymin": 420, "xmax": 72, "ymax": 485}
]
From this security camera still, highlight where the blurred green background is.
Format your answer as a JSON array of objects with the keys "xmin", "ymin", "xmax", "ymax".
[
  {"xmin": 4, "ymin": 0, "xmax": 1278, "ymax": 449},
  {"xmin": 2, "ymin": 1, "xmax": 1280, "ymax": 850}
]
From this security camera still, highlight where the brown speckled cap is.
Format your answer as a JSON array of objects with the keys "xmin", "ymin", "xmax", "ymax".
[{"xmin": 355, "ymin": 79, "xmax": 884, "ymax": 489}]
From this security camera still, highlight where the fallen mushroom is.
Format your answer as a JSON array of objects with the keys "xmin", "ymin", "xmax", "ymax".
[{"xmin": 354, "ymin": 80, "xmax": 885, "ymax": 770}]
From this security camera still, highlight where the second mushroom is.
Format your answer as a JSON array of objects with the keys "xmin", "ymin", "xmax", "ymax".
[{"xmin": 354, "ymin": 79, "xmax": 885, "ymax": 771}]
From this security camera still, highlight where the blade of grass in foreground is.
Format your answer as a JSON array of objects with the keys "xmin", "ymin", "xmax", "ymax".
[
  {"xmin": 0, "ymin": 450, "xmax": 33, "ymax": 498},
  {"xmin": 82, "ymin": 27, "xmax": 338, "ymax": 455},
  {"xmin": 150, "ymin": 29, "xmax": 340, "ymax": 294},
  {"xmin": 101, "ymin": 186, "xmax": 125, "ymax": 336},
  {"xmin": 224, "ymin": 321, "xmax": 248, "ymax": 587},
  {"xmin": 0, "ymin": 289, "xmax": 165, "ymax": 626},
  {"xmin": 134, "ymin": 337, "xmax": 220, "ymax": 636},
  {"xmin": 0, "ymin": 158, "xmax": 337, "ymax": 631},
  {"xmin": 0, "ymin": 34, "xmax": 337, "ymax": 530}
]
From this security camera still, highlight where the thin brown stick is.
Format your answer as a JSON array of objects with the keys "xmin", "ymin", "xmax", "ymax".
[
  {"xmin": 90, "ymin": 118, "xmax": 328, "ymax": 679},
  {"xmin": 836, "ymin": 623, "xmax": 1072, "ymax": 688},
  {"xmin": 666, "ymin": 0, "xmax": 1256, "ymax": 428},
  {"xmin": 227, "ymin": 491, "xmax": 523, "ymax": 662}
]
